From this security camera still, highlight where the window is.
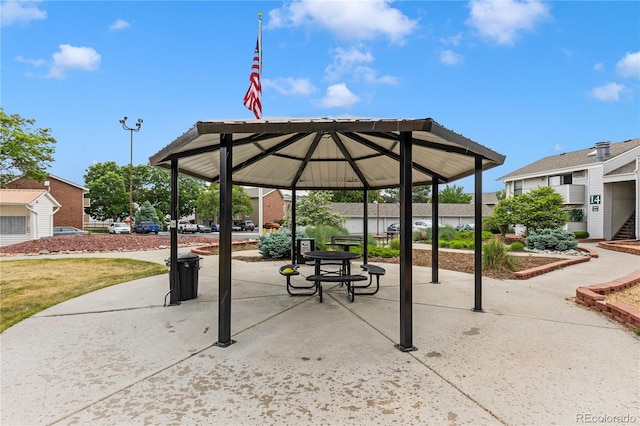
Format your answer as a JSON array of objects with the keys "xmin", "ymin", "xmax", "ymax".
[
  {"xmin": 550, "ymin": 174, "xmax": 573, "ymax": 185},
  {"xmin": 514, "ymin": 180, "xmax": 523, "ymax": 195},
  {"xmin": 0, "ymin": 216, "xmax": 27, "ymax": 234}
]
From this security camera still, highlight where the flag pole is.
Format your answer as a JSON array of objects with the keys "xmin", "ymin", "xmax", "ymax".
[{"xmin": 258, "ymin": 13, "xmax": 262, "ymax": 116}]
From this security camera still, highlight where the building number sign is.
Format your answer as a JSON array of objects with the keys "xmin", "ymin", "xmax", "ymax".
[{"xmin": 590, "ymin": 195, "xmax": 601, "ymax": 205}]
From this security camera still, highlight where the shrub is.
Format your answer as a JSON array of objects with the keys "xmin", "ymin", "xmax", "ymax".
[
  {"xmin": 439, "ymin": 240, "xmax": 450, "ymax": 248},
  {"xmin": 258, "ymin": 230, "xmax": 307, "ymax": 259},
  {"xmin": 304, "ymin": 225, "xmax": 348, "ymax": 250},
  {"xmin": 508, "ymin": 241, "xmax": 525, "ymax": 252},
  {"xmin": 573, "ymin": 231, "xmax": 589, "ymax": 239},
  {"xmin": 525, "ymin": 229, "xmax": 578, "ymax": 251},
  {"xmin": 456, "ymin": 230, "xmax": 494, "ymax": 241},
  {"xmin": 389, "ymin": 236, "xmax": 400, "ymax": 250},
  {"xmin": 352, "ymin": 245, "xmax": 399, "ymax": 258},
  {"xmin": 568, "ymin": 209, "xmax": 584, "ymax": 222},
  {"xmin": 437, "ymin": 225, "xmax": 457, "ymax": 241},
  {"xmin": 483, "ymin": 236, "xmax": 520, "ymax": 271},
  {"xmin": 412, "ymin": 230, "xmax": 425, "ymax": 241},
  {"xmin": 450, "ymin": 241, "xmax": 466, "ymax": 250}
]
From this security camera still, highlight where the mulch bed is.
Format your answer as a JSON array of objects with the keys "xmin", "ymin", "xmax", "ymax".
[
  {"xmin": 235, "ymin": 249, "xmax": 565, "ymax": 280},
  {"xmin": 1, "ymin": 235, "xmax": 568, "ymax": 280}
]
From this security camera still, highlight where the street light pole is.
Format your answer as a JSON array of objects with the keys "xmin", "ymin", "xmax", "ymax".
[{"xmin": 119, "ymin": 116, "xmax": 143, "ymax": 233}]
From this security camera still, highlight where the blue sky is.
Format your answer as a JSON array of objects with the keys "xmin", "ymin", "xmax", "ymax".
[{"xmin": 2, "ymin": 0, "xmax": 639, "ymax": 193}]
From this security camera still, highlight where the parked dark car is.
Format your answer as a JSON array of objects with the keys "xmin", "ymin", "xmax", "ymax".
[
  {"xmin": 197, "ymin": 224, "xmax": 212, "ymax": 233},
  {"xmin": 263, "ymin": 222, "xmax": 280, "ymax": 229},
  {"xmin": 386, "ymin": 223, "xmax": 400, "ymax": 235},
  {"xmin": 53, "ymin": 226, "xmax": 89, "ymax": 236},
  {"xmin": 234, "ymin": 220, "xmax": 256, "ymax": 231},
  {"xmin": 210, "ymin": 224, "xmax": 220, "ymax": 232},
  {"xmin": 456, "ymin": 223, "xmax": 475, "ymax": 232},
  {"xmin": 134, "ymin": 222, "xmax": 160, "ymax": 234}
]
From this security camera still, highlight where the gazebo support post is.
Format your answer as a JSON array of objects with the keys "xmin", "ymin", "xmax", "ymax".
[
  {"xmin": 363, "ymin": 189, "xmax": 368, "ymax": 265},
  {"xmin": 396, "ymin": 131, "xmax": 417, "ymax": 352},
  {"xmin": 168, "ymin": 159, "xmax": 180, "ymax": 305},
  {"xmin": 473, "ymin": 155, "xmax": 484, "ymax": 312},
  {"xmin": 215, "ymin": 133, "xmax": 236, "ymax": 347},
  {"xmin": 431, "ymin": 178, "xmax": 440, "ymax": 284},
  {"xmin": 291, "ymin": 188, "xmax": 297, "ymax": 264}
]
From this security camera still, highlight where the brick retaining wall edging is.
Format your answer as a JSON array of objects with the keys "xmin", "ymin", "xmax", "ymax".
[
  {"xmin": 576, "ymin": 270, "xmax": 640, "ymax": 330},
  {"xmin": 512, "ymin": 245, "xmax": 598, "ymax": 280}
]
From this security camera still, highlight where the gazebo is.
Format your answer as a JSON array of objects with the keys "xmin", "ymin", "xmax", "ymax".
[{"xmin": 149, "ymin": 117, "xmax": 506, "ymax": 352}]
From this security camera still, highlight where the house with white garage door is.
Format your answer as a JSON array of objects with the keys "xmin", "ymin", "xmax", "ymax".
[
  {"xmin": 501, "ymin": 138, "xmax": 639, "ymax": 241},
  {"xmin": 0, "ymin": 189, "xmax": 61, "ymax": 247}
]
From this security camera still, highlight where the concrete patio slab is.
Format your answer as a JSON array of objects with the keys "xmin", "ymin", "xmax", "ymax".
[{"xmin": 1, "ymin": 243, "xmax": 638, "ymax": 425}]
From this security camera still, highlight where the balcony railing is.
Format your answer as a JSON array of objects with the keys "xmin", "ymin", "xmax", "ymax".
[{"xmin": 551, "ymin": 184, "xmax": 585, "ymax": 205}]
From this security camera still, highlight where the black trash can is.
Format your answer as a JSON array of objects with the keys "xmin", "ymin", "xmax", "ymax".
[
  {"xmin": 166, "ymin": 253, "xmax": 201, "ymax": 303},
  {"xmin": 296, "ymin": 238, "xmax": 315, "ymax": 264}
]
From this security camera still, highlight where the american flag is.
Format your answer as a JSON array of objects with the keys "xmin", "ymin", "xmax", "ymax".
[{"xmin": 243, "ymin": 39, "xmax": 262, "ymax": 119}]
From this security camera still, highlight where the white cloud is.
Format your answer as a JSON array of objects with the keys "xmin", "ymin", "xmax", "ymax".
[
  {"xmin": 263, "ymin": 77, "xmax": 317, "ymax": 96},
  {"xmin": 593, "ymin": 62, "xmax": 604, "ymax": 72},
  {"xmin": 440, "ymin": 33, "xmax": 463, "ymax": 46},
  {"xmin": 440, "ymin": 50, "xmax": 464, "ymax": 66},
  {"xmin": 325, "ymin": 46, "xmax": 374, "ymax": 81},
  {"xmin": 319, "ymin": 83, "xmax": 360, "ymax": 108},
  {"xmin": 324, "ymin": 46, "xmax": 397, "ymax": 85},
  {"xmin": 590, "ymin": 82, "xmax": 625, "ymax": 102},
  {"xmin": 14, "ymin": 55, "xmax": 46, "ymax": 67},
  {"xmin": 0, "ymin": 0, "xmax": 46, "ymax": 26},
  {"xmin": 552, "ymin": 144, "xmax": 563, "ymax": 152},
  {"xmin": 47, "ymin": 44, "xmax": 101, "ymax": 79},
  {"xmin": 355, "ymin": 66, "xmax": 398, "ymax": 85},
  {"xmin": 466, "ymin": 0, "xmax": 550, "ymax": 46},
  {"xmin": 266, "ymin": 0, "xmax": 418, "ymax": 44},
  {"xmin": 615, "ymin": 51, "xmax": 640, "ymax": 79},
  {"xmin": 109, "ymin": 19, "xmax": 131, "ymax": 31}
]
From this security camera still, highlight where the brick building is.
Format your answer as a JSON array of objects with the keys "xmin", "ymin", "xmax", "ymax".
[
  {"xmin": 8, "ymin": 175, "xmax": 88, "ymax": 229},
  {"xmin": 244, "ymin": 187, "xmax": 285, "ymax": 226}
]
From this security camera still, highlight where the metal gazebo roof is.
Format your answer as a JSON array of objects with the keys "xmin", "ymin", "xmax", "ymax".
[
  {"xmin": 150, "ymin": 117, "xmax": 506, "ymax": 352},
  {"xmin": 149, "ymin": 118, "xmax": 505, "ymax": 188}
]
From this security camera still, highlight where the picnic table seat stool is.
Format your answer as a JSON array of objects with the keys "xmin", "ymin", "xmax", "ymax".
[
  {"xmin": 279, "ymin": 264, "xmax": 316, "ymax": 297},
  {"xmin": 354, "ymin": 264, "xmax": 385, "ymax": 296}
]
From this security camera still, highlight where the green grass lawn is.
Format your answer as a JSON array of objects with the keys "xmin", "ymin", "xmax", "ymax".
[{"xmin": 0, "ymin": 258, "xmax": 167, "ymax": 332}]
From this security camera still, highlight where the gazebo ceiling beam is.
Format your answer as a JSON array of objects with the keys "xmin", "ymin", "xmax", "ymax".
[
  {"xmin": 344, "ymin": 132, "xmax": 447, "ymax": 182},
  {"xmin": 291, "ymin": 132, "xmax": 323, "ymax": 188},
  {"xmin": 331, "ymin": 132, "xmax": 370, "ymax": 189}
]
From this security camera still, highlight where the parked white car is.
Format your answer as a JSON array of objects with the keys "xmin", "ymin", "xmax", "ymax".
[
  {"xmin": 108, "ymin": 222, "xmax": 130, "ymax": 234},
  {"xmin": 178, "ymin": 220, "xmax": 198, "ymax": 234},
  {"xmin": 412, "ymin": 220, "xmax": 432, "ymax": 231}
]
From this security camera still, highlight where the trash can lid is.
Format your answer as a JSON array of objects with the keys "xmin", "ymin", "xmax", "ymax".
[{"xmin": 165, "ymin": 253, "xmax": 201, "ymax": 262}]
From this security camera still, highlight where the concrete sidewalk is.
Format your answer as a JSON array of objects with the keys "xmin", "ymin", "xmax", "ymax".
[{"xmin": 1, "ymin": 244, "xmax": 638, "ymax": 425}]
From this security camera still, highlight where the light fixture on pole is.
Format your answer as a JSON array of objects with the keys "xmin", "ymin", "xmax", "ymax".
[{"xmin": 119, "ymin": 116, "xmax": 143, "ymax": 232}]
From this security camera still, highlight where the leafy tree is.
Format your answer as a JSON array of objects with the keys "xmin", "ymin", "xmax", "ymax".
[
  {"xmin": 412, "ymin": 185, "xmax": 431, "ymax": 203},
  {"xmin": 516, "ymin": 186, "xmax": 567, "ymax": 234},
  {"xmin": 196, "ymin": 184, "xmax": 253, "ymax": 221},
  {"xmin": 296, "ymin": 191, "xmax": 344, "ymax": 227},
  {"xmin": 438, "ymin": 184, "xmax": 471, "ymax": 203},
  {"xmin": 495, "ymin": 189, "xmax": 506, "ymax": 201},
  {"xmin": 134, "ymin": 200, "xmax": 160, "ymax": 224},
  {"xmin": 85, "ymin": 163, "xmax": 205, "ymax": 221},
  {"xmin": 488, "ymin": 186, "xmax": 567, "ymax": 236},
  {"xmin": 328, "ymin": 190, "xmax": 377, "ymax": 203},
  {"xmin": 378, "ymin": 185, "xmax": 431, "ymax": 203},
  {"xmin": 84, "ymin": 162, "xmax": 129, "ymax": 221},
  {"xmin": 487, "ymin": 196, "xmax": 519, "ymax": 236},
  {"xmin": 0, "ymin": 108, "xmax": 56, "ymax": 188},
  {"xmin": 379, "ymin": 188, "xmax": 399, "ymax": 203}
]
